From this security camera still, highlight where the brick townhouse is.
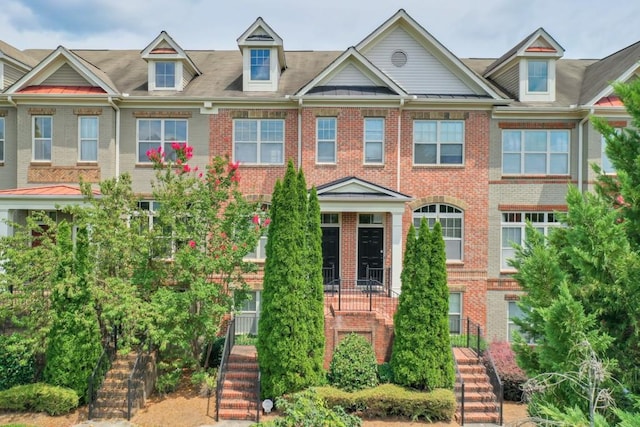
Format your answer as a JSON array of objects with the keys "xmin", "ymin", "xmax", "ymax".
[{"xmin": 0, "ymin": 9, "xmax": 636, "ymax": 352}]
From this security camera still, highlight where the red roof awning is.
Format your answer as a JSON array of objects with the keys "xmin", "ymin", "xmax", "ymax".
[{"xmin": 0, "ymin": 185, "xmax": 99, "ymax": 196}]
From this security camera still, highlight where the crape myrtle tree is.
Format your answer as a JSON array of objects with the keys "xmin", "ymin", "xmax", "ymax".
[
  {"xmin": 143, "ymin": 143, "xmax": 266, "ymax": 367},
  {"xmin": 258, "ymin": 160, "xmax": 325, "ymax": 398},
  {"xmin": 511, "ymin": 79, "xmax": 640, "ymax": 415},
  {"xmin": 391, "ymin": 219, "xmax": 454, "ymax": 390}
]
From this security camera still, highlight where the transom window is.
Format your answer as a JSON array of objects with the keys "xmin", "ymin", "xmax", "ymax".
[
  {"xmin": 527, "ymin": 60, "xmax": 548, "ymax": 92},
  {"xmin": 501, "ymin": 211, "xmax": 559, "ymax": 270},
  {"xmin": 155, "ymin": 62, "xmax": 176, "ymax": 89},
  {"xmin": 364, "ymin": 118, "xmax": 384, "ymax": 164},
  {"xmin": 414, "ymin": 120, "xmax": 464, "ymax": 165},
  {"xmin": 413, "ymin": 204, "xmax": 463, "ymax": 261},
  {"xmin": 359, "ymin": 213, "xmax": 383, "ymax": 225},
  {"xmin": 79, "ymin": 116, "xmax": 98, "ymax": 162},
  {"xmin": 33, "ymin": 116, "xmax": 52, "ymax": 161},
  {"xmin": 234, "ymin": 119, "xmax": 284, "ymax": 165},
  {"xmin": 449, "ymin": 293, "xmax": 462, "ymax": 334},
  {"xmin": 0, "ymin": 117, "xmax": 4, "ymax": 162},
  {"xmin": 137, "ymin": 119, "xmax": 187, "ymax": 163},
  {"xmin": 502, "ymin": 130, "xmax": 569, "ymax": 175},
  {"xmin": 321, "ymin": 213, "xmax": 340, "ymax": 225},
  {"xmin": 250, "ymin": 49, "xmax": 270, "ymax": 81},
  {"xmin": 317, "ymin": 117, "xmax": 336, "ymax": 163}
]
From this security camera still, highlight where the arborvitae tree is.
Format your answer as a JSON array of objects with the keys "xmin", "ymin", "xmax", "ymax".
[
  {"xmin": 258, "ymin": 160, "xmax": 324, "ymax": 398},
  {"xmin": 426, "ymin": 222, "xmax": 455, "ymax": 389},
  {"xmin": 306, "ymin": 187, "xmax": 325, "ymax": 380},
  {"xmin": 44, "ymin": 222, "xmax": 102, "ymax": 401}
]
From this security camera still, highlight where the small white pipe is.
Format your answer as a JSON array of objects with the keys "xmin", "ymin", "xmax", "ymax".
[{"xmin": 108, "ymin": 96, "xmax": 121, "ymax": 177}]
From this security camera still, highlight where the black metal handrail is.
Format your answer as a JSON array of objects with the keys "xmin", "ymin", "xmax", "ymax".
[
  {"xmin": 88, "ymin": 325, "xmax": 118, "ymax": 420},
  {"xmin": 215, "ymin": 317, "xmax": 236, "ymax": 422},
  {"xmin": 464, "ymin": 317, "xmax": 483, "ymax": 359},
  {"xmin": 256, "ymin": 370, "xmax": 261, "ymax": 423},
  {"xmin": 453, "ymin": 347, "xmax": 465, "ymax": 426},
  {"xmin": 483, "ymin": 349, "xmax": 504, "ymax": 426},
  {"xmin": 127, "ymin": 335, "xmax": 153, "ymax": 420}
]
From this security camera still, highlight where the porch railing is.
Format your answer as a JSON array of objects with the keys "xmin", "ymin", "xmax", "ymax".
[
  {"xmin": 323, "ymin": 267, "xmax": 397, "ymax": 315},
  {"xmin": 215, "ymin": 317, "xmax": 236, "ymax": 422}
]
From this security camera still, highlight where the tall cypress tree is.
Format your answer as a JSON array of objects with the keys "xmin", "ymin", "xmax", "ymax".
[
  {"xmin": 306, "ymin": 187, "xmax": 325, "ymax": 380},
  {"xmin": 258, "ymin": 160, "xmax": 324, "ymax": 397}
]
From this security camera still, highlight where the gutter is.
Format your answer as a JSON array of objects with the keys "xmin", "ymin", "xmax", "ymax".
[
  {"xmin": 297, "ymin": 97, "xmax": 303, "ymax": 168},
  {"xmin": 7, "ymin": 95, "xmax": 17, "ymax": 108},
  {"xmin": 396, "ymin": 97, "xmax": 405, "ymax": 191},
  {"xmin": 577, "ymin": 108, "xmax": 594, "ymax": 193},
  {"xmin": 108, "ymin": 96, "xmax": 121, "ymax": 177}
]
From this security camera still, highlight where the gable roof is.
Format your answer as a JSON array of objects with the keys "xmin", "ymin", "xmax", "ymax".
[
  {"xmin": 237, "ymin": 17, "xmax": 286, "ymax": 69},
  {"xmin": 0, "ymin": 184, "xmax": 99, "ymax": 197},
  {"xmin": 140, "ymin": 31, "xmax": 202, "ymax": 76},
  {"xmin": 317, "ymin": 176, "xmax": 412, "ymax": 201},
  {"xmin": 296, "ymin": 47, "xmax": 407, "ymax": 97},
  {"xmin": 5, "ymin": 46, "xmax": 119, "ymax": 96},
  {"xmin": 355, "ymin": 9, "xmax": 504, "ymax": 100},
  {"xmin": 484, "ymin": 27, "xmax": 564, "ymax": 77},
  {"xmin": 0, "ymin": 40, "xmax": 38, "ymax": 69},
  {"xmin": 579, "ymin": 40, "xmax": 640, "ymax": 106}
]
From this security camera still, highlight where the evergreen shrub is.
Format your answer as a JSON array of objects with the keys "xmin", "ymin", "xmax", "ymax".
[
  {"xmin": 0, "ymin": 383, "xmax": 79, "ymax": 415},
  {"xmin": 0, "ymin": 334, "xmax": 36, "ymax": 391},
  {"xmin": 328, "ymin": 334, "xmax": 378, "ymax": 392}
]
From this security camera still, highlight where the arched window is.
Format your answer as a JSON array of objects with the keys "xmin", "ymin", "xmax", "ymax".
[{"xmin": 413, "ymin": 203, "xmax": 463, "ymax": 261}]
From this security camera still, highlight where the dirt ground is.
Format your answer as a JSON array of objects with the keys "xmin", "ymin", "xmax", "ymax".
[{"xmin": 0, "ymin": 383, "xmax": 529, "ymax": 427}]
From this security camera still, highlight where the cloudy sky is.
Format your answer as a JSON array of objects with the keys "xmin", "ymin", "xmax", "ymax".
[{"xmin": 1, "ymin": 0, "xmax": 638, "ymax": 59}]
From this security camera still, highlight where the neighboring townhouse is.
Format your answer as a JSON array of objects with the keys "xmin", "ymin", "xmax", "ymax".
[{"xmin": 0, "ymin": 9, "xmax": 636, "ymax": 348}]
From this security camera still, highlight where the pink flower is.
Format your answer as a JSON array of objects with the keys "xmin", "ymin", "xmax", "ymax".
[
  {"xmin": 220, "ymin": 232, "xmax": 227, "ymax": 239},
  {"xmin": 176, "ymin": 159, "xmax": 183, "ymax": 166},
  {"xmin": 171, "ymin": 142, "xmax": 181, "ymax": 150},
  {"xmin": 231, "ymin": 173, "xmax": 240, "ymax": 183},
  {"xmin": 188, "ymin": 240, "xmax": 196, "ymax": 248},
  {"xmin": 264, "ymin": 218, "xmax": 271, "ymax": 226},
  {"xmin": 228, "ymin": 161, "xmax": 240, "ymax": 172},
  {"xmin": 198, "ymin": 172, "xmax": 203, "ymax": 178},
  {"xmin": 182, "ymin": 164, "xmax": 191, "ymax": 173},
  {"xmin": 616, "ymin": 195, "xmax": 625, "ymax": 205},
  {"xmin": 252, "ymin": 215, "xmax": 260, "ymax": 225}
]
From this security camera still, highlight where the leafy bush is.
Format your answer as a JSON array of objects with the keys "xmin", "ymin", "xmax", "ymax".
[
  {"xmin": 255, "ymin": 388, "xmax": 361, "ymax": 427},
  {"xmin": 0, "ymin": 334, "xmax": 36, "ymax": 391},
  {"xmin": 155, "ymin": 361, "xmax": 182, "ymax": 394},
  {"xmin": 0, "ymin": 383, "xmax": 79, "ymax": 415},
  {"xmin": 316, "ymin": 384, "xmax": 456, "ymax": 421},
  {"xmin": 200, "ymin": 336, "xmax": 226, "ymax": 369},
  {"xmin": 377, "ymin": 363, "xmax": 394, "ymax": 384},
  {"xmin": 328, "ymin": 334, "xmax": 378, "ymax": 392},
  {"xmin": 485, "ymin": 341, "xmax": 527, "ymax": 401}
]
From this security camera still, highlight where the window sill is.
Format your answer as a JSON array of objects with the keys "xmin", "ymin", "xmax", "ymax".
[
  {"xmin": 500, "ymin": 174, "xmax": 570, "ymax": 180},
  {"xmin": 363, "ymin": 163, "xmax": 385, "ymax": 168},
  {"xmin": 135, "ymin": 163, "xmax": 155, "ymax": 169},
  {"xmin": 30, "ymin": 161, "xmax": 52, "ymax": 166},
  {"xmin": 413, "ymin": 164, "xmax": 464, "ymax": 168},
  {"xmin": 446, "ymin": 261, "xmax": 464, "ymax": 267},
  {"xmin": 236, "ymin": 163, "xmax": 285, "ymax": 168},
  {"xmin": 500, "ymin": 269, "xmax": 517, "ymax": 275},
  {"xmin": 76, "ymin": 162, "xmax": 98, "ymax": 167}
]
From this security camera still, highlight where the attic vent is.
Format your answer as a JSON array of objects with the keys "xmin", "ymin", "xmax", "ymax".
[
  {"xmin": 391, "ymin": 50, "xmax": 407, "ymax": 67},
  {"xmin": 247, "ymin": 34, "xmax": 274, "ymax": 41}
]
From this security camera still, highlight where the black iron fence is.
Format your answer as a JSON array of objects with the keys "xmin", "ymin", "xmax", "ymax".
[
  {"xmin": 215, "ymin": 317, "xmax": 235, "ymax": 422},
  {"xmin": 88, "ymin": 325, "xmax": 118, "ymax": 420},
  {"xmin": 127, "ymin": 335, "xmax": 153, "ymax": 420},
  {"xmin": 323, "ymin": 266, "xmax": 397, "ymax": 314}
]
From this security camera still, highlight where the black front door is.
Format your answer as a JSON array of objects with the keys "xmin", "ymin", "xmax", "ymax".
[
  {"xmin": 322, "ymin": 227, "xmax": 340, "ymax": 283},
  {"xmin": 357, "ymin": 227, "xmax": 383, "ymax": 282}
]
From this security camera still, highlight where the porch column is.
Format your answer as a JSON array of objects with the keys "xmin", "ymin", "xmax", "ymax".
[
  {"xmin": 0, "ymin": 209, "xmax": 12, "ymax": 238},
  {"xmin": 391, "ymin": 211, "xmax": 403, "ymax": 294}
]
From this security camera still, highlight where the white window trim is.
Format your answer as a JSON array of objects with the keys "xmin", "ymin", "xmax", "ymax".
[
  {"xmin": 78, "ymin": 116, "xmax": 98, "ymax": 163},
  {"xmin": 449, "ymin": 292, "xmax": 463, "ymax": 335},
  {"xmin": 0, "ymin": 116, "xmax": 4, "ymax": 163},
  {"xmin": 148, "ymin": 61, "xmax": 183, "ymax": 91},
  {"xmin": 413, "ymin": 204, "xmax": 464, "ymax": 262},
  {"xmin": 136, "ymin": 118, "xmax": 189, "ymax": 164},
  {"xmin": 32, "ymin": 115, "xmax": 52, "ymax": 162},
  {"xmin": 601, "ymin": 130, "xmax": 621, "ymax": 175},
  {"xmin": 502, "ymin": 129, "xmax": 570, "ymax": 175},
  {"xmin": 500, "ymin": 211, "xmax": 559, "ymax": 271},
  {"xmin": 413, "ymin": 120, "xmax": 465, "ymax": 166},
  {"xmin": 363, "ymin": 117, "xmax": 384, "ymax": 165},
  {"xmin": 233, "ymin": 119, "xmax": 285, "ymax": 165},
  {"xmin": 242, "ymin": 47, "xmax": 279, "ymax": 92},
  {"xmin": 316, "ymin": 117, "xmax": 337, "ymax": 164},
  {"xmin": 519, "ymin": 58, "xmax": 556, "ymax": 102}
]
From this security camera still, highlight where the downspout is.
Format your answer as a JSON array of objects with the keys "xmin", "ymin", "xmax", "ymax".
[
  {"xmin": 396, "ymin": 97, "xmax": 405, "ymax": 191},
  {"xmin": 108, "ymin": 96, "xmax": 121, "ymax": 177},
  {"xmin": 297, "ymin": 97, "xmax": 303, "ymax": 169},
  {"xmin": 7, "ymin": 95, "xmax": 17, "ymax": 108},
  {"xmin": 577, "ymin": 108, "xmax": 593, "ymax": 193}
]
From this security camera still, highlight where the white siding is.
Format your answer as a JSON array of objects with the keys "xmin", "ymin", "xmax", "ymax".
[
  {"xmin": 326, "ymin": 63, "xmax": 376, "ymax": 86},
  {"xmin": 4, "ymin": 64, "xmax": 25, "ymax": 88},
  {"xmin": 42, "ymin": 63, "xmax": 90, "ymax": 86},
  {"xmin": 182, "ymin": 66, "xmax": 194, "ymax": 89},
  {"xmin": 364, "ymin": 26, "xmax": 473, "ymax": 94},
  {"xmin": 494, "ymin": 64, "xmax": 519, "ymax": 98}
]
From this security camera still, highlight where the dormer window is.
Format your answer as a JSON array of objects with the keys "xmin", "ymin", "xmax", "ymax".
[
  {"xmin": 251, "ymin": 49, "xmax": 271, "ymax": 81},
  {"xmin": 155, "ymin": 62, "xmax": 176, "ymax": 88},
  {"xmin": 527, "ymin": 60, "xmax": 548, "ymax": 93}
]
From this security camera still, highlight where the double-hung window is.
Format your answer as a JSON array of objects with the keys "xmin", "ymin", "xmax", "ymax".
[
  {"xmin": 250, "ymin": 49, "xmax": 270, "ymax": 81},
  {"xmin": 508, "ymin": 301, "xmax": 524, "ymax": 342},
  {"xmin": 501, "ymin": 211, "xmax": 559, "ymax": 270},
  {"xmin": 79, "ymin": 116, "xmax": 98, "ymax": 162},
  {"xmin": 601, "ymin": 129, "xmax": 622, "ymax": 175},
  {"xmin": 234, "ymin": 119, "xmax": 284, "ymax": 165},
  {"xmin": 155, "ymin": 62, "xmax": 176, "ymax": 89},
  {"xmin": 138, "ymin": 119, "xmax": 188, "ymax": 163},
  {"xmin": 502, "ymin": 130, "xmax": 569, "ymax": 174},
  {"xmin": 364, "ymin": 118, "xmax": 384, "ymax": 164},
  {"xmin": 33, "ymin": 116, "xmax": 52, "ymax": 161},
  {"xmin": 414, "ymin": 120, "xmax": 464, "ymax": 165},
  {"xmin": 0, "ymin": 117, "xmax": 4, "ymax": 163},
  {"xmin": 449, "ymin": 293, "xmax": 462, "ymax": 334},
  {"xmin": 527, "ymin": 60, "xmax": 548, "ymax": 93},
  {"xmin": 317, "ymin": 117, "xmax": 336, "ymax": 163},
  {"xmin": 413, "ymin": 204, "xmax": 463, "ymax": 261}
]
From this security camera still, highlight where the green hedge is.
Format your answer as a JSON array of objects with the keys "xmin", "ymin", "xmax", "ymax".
[
  {"xmin": 0, "ymin": 334, "xmax": 36, "ymax": 391},
  {"xmin": 315, "ymin": 384, "xmax": 456, "ymax": 421},
  {"xmin": 0, "ymin": 383, "xmax": 79, "ymax": 415}
]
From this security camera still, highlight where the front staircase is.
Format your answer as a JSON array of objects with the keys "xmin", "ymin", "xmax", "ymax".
[
  {"xmin": 454, "ymin": 347, "xmax": 501, "ymax": 425},
  {"xmin": 217, "ymin": 345, "xmax": 260, "ymax": 421},
  {"xmin": 91, "ymin": 353, "xmax": 138, "ymax": 419}
]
